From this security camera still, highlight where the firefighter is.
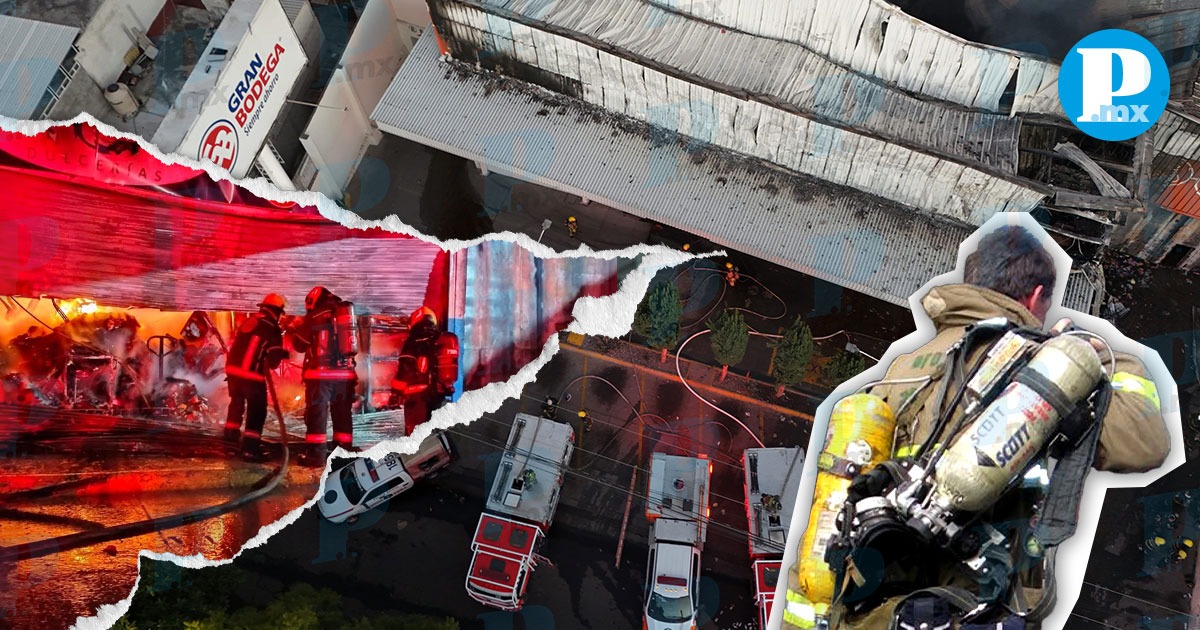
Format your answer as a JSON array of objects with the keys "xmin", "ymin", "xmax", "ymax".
[
  {"xmin": 724, "ymin": 261, "xmax": 740, "ymax": 287},
  {"xmin": 288, "ymin": 287, "xmax": 359, "ymax": 467},
  {"xmin": 223, "ymin": 294, "xmax": 288, "ymax": 462},
  {"xmin": 577, "ymin": 409, "xmax": 592, "ymax": 433},
  {"xmin": 541, "ymin": 395, "xmax": 559, "ymax": 419},
  {"xmin": 565, "ymin": 216, "xmax": 579, "ymax": 239},
  {"xmin": 390, "ymin": 306, "xmax": 458, "ymax": 433},
  {"xmin": 681, "ymin": 243, "xmax": 691, "ymax": 253},
  {"xmin": 783, "ymin": 225, "xmax": 1170, "ymax": 630}
]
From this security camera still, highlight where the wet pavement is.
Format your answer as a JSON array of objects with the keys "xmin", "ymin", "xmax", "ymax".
[{"xmin": 0, "ymin": 408, "xmax": 324, "ymax": 629}]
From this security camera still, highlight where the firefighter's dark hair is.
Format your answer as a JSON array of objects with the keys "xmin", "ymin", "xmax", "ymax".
[{"xmin": 964, "ymin": 226, "xmax": 1056, "ymax": 304}]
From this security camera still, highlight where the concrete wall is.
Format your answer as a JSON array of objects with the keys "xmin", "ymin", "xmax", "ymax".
[
  {"xmin": 298, "ymin": 0, "xmax": 424, "ymax": 199},
  {"xmin": 75, "ymin": 0, "xmax": 169, "ymax": 88}
]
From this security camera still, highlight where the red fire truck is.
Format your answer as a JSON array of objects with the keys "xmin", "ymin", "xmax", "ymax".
[
  {"xmin": 465, "ymin": 413, "xmax": 574, "ymax": 611},
  {"xmin": 743, "ymin": 447, "xmax": 804, "ymax": 630}
]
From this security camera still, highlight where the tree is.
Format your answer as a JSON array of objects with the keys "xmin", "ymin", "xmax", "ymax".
[
  {"xmin": 633, "ymin": 281, "xmax": 682, "ymax": 362},
  {"xmin": 770, "ymin": 317, "xmax": 814, "ymax": 396},
  {"xmin": 708, "ymin": 309, "xmax": 748, "ymax": 381},
  {"xmin": 824, "ymin": 349, "xmax": 867, "ymax": 386}
]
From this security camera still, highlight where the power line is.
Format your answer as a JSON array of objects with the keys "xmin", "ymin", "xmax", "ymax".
[{"xmin": 448, "ymin": 415, "xmax": 792, "ymax": 551}]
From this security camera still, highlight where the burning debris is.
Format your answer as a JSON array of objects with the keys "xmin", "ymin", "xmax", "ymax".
[{"xmin": 0, "ymin": 298, "xmax": 228, "ymax": 423}]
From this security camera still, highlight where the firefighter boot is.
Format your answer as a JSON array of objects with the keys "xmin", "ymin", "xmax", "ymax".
[
  {"xmin": 297, "ymin": 440, "xmax": 327, "ymax": 468},
  {"xmin": 240, "ymin": 435, "xmax": 270, "ymax": 464}
]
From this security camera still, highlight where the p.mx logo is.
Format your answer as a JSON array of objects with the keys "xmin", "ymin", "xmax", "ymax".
[{"xmin": 1058, "ymin": 29, "xmax": 1169, "ymax": 141}]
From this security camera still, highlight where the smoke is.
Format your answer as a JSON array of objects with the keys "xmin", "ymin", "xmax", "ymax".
[{"xmin": 893, "ymin": 0, "xmax": 1113, "ymax": 61}]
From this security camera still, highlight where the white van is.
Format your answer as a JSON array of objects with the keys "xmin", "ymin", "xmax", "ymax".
[{"xmin": 318, "ymin": 430, "xmax": 456, "ymax": 524}]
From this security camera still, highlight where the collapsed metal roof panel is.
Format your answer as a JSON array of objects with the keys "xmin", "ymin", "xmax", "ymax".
[
  {"xmin": 641, "ymin": 0, "xmax": 1064, "ymax": 116},
  {"xmin": 428, "ymin": 1, "xmax": 1049, "ymax": 222},
  {"xmin": 373, "ymin": 30, "xmax": 1097, "ymax": 312}
]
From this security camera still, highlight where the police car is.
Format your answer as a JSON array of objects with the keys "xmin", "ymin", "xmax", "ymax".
[{"xmin": 318, "ymin": 430, "xmax": 456, "ymax": 524}]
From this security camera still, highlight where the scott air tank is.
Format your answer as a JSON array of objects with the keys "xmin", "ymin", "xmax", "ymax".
[
  {"xmin": 435, "ymin": 332, "xmax": 459, "ymax": 392},
  {"xmin": 789, "ymin": 394, "xmax": 896, "ymax": 625},
  {"xmin": 334, "ymin": 302, "xmax": 358, "ymax": 359},
  {"xmin": 930, "ymin": 334, "xmax": 1104, "ymax": 514}
]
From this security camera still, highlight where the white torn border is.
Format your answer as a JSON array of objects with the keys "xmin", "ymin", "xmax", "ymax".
[
  {"xmin": 769, "ymin": 212, "xmax": 1187, "ymax": 630},
  {"xmin": 0, "ymin": 112, "xmax": 716, "ymax": 629}
]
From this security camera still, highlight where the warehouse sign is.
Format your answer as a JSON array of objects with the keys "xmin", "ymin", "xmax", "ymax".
[{"xmin": 184, "ymin": 0, "xmax": 306, "ymax": 179}]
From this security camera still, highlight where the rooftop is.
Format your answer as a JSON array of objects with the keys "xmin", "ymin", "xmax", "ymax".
[
  {"xmin": 744, "ymin": 447, "xmax": 804, "ymax": 558},
  {"xmin": 484, "ymin": 413, "xmax": 574, "ymax": 526},
  {"xmin": 0, "ymin": 15, "xmax": 79, "ymax": 119},
  {"xmin": 374, "ymin": 29, "xmax": 1100, "ymax": 312}
]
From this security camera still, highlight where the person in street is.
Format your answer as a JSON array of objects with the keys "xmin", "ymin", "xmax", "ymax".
[
  {"xmin": 566, "ymin": 216, "xmax": 579, "ymax": 239},
  {"xmin": 725, "ymin": 261, "xmax": 740, "ymax": 287},
  {"xmin": 578, "ymin": 409, "xmax": 592, "ymax": 432},
  {"xmin": 784, "ymin": 224, "xmax": 1171, "ymax": 630},
  {"xmin": 223, "ymin": 294, "xmax": 288, "ymax": 462},
  {"xmin": 287, "ymin": 286, "xmax": 359, "ymax": 467}
]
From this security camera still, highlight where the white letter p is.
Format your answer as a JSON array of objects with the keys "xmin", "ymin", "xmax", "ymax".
[{"xmin": 1076, "ymin": 47, "xmax": 1152, "ymax": 122}]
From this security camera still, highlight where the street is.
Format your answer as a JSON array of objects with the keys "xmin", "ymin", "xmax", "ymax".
[{"xmin": 121, "ymin": 333, "xmax": 816, "ymax": 628}]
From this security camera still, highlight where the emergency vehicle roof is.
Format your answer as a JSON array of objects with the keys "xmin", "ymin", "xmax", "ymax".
[
  {"xmin": 647, "ymin": 453, "xmax": 710, "ymax": 523},
  {"xmin": 484, "ymin": 413, "xmax": 574, "ymax": 526},
  {"xmin": 652, "ymin": 542, "xmax": 694, "ymax": 597},
  {"xmin": 744, "ymin": 447, "xmax": 804, "ymax": 558},
  {"xmin": 467, "ymin": 513, "xmax": 543, "ymax": 598},
  {"xmin": 755, "ymin": 560, "xmax": 781, "ymax": 629}
]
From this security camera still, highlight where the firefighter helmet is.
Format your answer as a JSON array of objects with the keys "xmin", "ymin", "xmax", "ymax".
[
  {"xmin": 305, "ymin": 286, "xmax": 329, "ymax": 311},
  {"xmin": 725, "ymin": 262, "xmax": 734, "ymax": 269},
  {"xmin": 682, "ymin": 243, "xmax": 691, "ymax": 251},
  {"xmin": 568, "ymin": 216, "xmax": 576, "ymax": 222},
  {"xmin": 410, "ymin": 306, "xmax": 438, "ymax": 328},
  {"xmin": 258, "ymin": 293, "xmax": 287, "ymax": 312},
  {"xmin": 578, "ymin": 410, "xmax": 588, "ymax": 418}
]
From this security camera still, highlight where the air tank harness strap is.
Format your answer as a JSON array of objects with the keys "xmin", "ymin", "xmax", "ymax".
[
  {"xmin": 1019, "ymin": 381, "xmax": 1112, "ymax": 623},
  {"xmin": 885, "ymin": 587, "xmax": 982, "ymax": 630}
]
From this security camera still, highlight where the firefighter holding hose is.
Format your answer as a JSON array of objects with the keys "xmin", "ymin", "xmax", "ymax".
[
  {"xmin": 783, "ymin": 225, "xmax": 1170, "ymax": 630},
  {"xmin": 223, "ymin": 293, "xmax": 289, "ymax": 463},
  {"xmin": 287, "ymin": 286, "xmax": 359, "ymax": 467}
]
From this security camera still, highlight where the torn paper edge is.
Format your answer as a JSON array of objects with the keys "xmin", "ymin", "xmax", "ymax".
[
  {"xmin": 0, "ymin": 113, "xmax": 709, "ymax": 629},
  {"xmin": 769, "ymin": 212, "xmax": 1186, "ymax": 630}
]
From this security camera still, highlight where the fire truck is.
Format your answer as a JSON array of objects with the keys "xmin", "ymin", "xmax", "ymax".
[
  {"xmin": 742, "ymin": 447, "xmax": 804, "ymax": 630},
  {"xmin": 465, "ymin": 413, "xmax": 575, "ymax": 611},
  {"xmin": 643, "ymin": 453, "xmax": 712, "ymax": 630}
]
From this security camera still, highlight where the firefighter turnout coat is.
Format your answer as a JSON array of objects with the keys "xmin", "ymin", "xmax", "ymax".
[
  {"xmin": 226, "ymin": 312, "xmax": 285, "ymax": 382},
  {"xmin": 798, "ymin": 283, "xmax": 1170, "ymax": 630},
  {"xmin": 289, "ymin": 293, "xmax": 358, "ymax": 382}
]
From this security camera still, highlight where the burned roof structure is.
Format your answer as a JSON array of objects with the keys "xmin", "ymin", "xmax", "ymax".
[{"xmin": 370, "ymin": 0, "xmax": 1200, "ymax": 309}]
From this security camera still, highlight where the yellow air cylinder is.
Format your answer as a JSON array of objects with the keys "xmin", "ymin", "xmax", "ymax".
[{"xmin": 784, "ymin": 394, "xmax": 897, "ymax": 629}]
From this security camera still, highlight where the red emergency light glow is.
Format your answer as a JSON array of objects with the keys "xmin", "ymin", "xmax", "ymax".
[
  {"xmin": 365, "ymin": 460, "xmax": 380, "ymax": 483},
  {"xmin": 656, "ymin": 576, "xmax": 688, "ymax": 586}
]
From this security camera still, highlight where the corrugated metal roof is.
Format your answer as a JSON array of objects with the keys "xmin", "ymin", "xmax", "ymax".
[
  {"xmin": 0, "ymin": 15, "xmax": 78, "ymax": 120},
  {"xmin": 429, "ymin": 2, "xmax": 1049, "ymax": 222},
  {"xmin": 377, "ymin": 31, "xmax": 958, "ymax": 306},
  {"xmin": 435, "ymin": 0, "xmax": 1023, "ymax": 170},
  {"xmin": 278, "ymin": 0, "xmax": 306, "ymax": 23},
  {"xmin": 375, "ymin": 31, "xmax": 1096, "ymax": 310},
  {"xmin": 636, "ymin": 0, "xmax": 1064, "ymax": 116}
]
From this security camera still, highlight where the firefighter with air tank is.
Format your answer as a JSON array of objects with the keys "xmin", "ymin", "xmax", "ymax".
[
  {"xmin": 389, "ymin": 306, "xmax": 459, "ymax": 431},
  {"xmin": 286, "ymin": 286, "xmax": 360, "ymax": 467},
  {"xmin": 223, "ymin": 293, "xmax": 289, "ymax": 463},
  {"xmin": 783, "ymin": 225, "xmax": 1170, "ymax": 630}
]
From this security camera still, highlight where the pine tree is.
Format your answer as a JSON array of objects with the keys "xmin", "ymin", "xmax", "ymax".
[
  {"xmin": 770, "ymin": 317, "xmax": 814, "ymax": 396},
  {"xmin": 633, "ymin": 281, "xmax": 682, "ymax": 362},
  {"xmin": 708, "ymin": 309, "xmax": 748, "ymax": 381},
  {"xmin": 824, "ymin": 349, "xmax": 867, "ymax": 386}
]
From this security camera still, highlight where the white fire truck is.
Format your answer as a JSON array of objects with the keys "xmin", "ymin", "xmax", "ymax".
[
  {"xmin": 742, "ymin": 447, "xmax": 804, "ymax": 629},
  {"xmin": 643, "ymin": 452, "xmax": 712, "ymax": 630},
  {"xmin": 465, "ymin": 413, "xmax": 574, "ymax": 611}
]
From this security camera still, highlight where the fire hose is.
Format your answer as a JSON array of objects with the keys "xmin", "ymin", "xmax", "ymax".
[{"xmin": 0, "ymin": 371, "xmax": 292, "ymax": 564}]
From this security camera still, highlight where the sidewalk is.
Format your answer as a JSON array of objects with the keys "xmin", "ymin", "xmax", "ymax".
[{"xmin": 566, "ymin": 333, "xmax": 822, "ymax": 418}]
